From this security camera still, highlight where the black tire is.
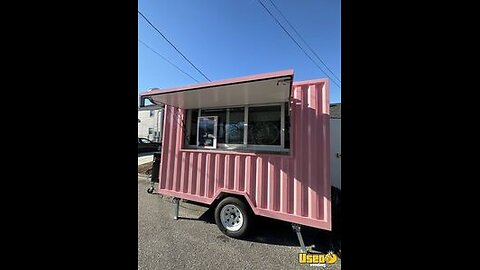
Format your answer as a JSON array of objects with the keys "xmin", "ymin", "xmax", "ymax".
[{"xmin": 214, "ymin": 197, "xmax": 252, "ymax": 238}]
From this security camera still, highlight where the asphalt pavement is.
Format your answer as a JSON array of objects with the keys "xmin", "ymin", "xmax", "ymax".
[{"xmin": 138, "ymin": 175, "xmax": 341, "ymax": 269}]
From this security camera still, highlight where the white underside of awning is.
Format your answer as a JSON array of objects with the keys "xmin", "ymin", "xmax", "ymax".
[{"xmin": 140, "ymin": 70, "xmax": 293, "ymax": 109}]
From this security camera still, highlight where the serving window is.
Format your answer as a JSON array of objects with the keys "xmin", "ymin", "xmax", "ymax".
[{"xmin": 185, "ymin": 102, "xmax": 290, "ymax": 153}]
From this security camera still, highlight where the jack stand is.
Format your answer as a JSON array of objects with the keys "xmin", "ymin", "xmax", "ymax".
[
  {"xmin": 292, "ymin": 223, "xmax": 311, "ymax": 253},
  {"xmin": 147, "ymin": 182, "xmax": 155, "ymax": 194},
  {"xmin": 173, "ymin": 198, "xmax": 180, "ymax": 220}
]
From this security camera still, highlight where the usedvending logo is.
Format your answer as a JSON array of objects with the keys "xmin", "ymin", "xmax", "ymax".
[{"xmin": 298, "ymin": 251, "xmax": 338, "ymax": 267}]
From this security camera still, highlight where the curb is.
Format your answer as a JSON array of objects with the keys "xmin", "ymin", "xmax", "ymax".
[{"xmin": 138, "ymin": 174, "xmax": 151, "ymax": 182}]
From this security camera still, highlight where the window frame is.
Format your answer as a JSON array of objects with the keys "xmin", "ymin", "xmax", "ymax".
[{"xmin": 184, "ymin": 102, "xmax": 289, "ymax": 153}]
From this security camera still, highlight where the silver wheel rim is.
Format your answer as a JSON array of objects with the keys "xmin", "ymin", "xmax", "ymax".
[{"xmin": 220, "ymin": 204, "xmax": 244, "ymax": 232}]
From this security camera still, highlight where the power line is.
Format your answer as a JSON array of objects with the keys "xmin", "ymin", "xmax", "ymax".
[
  {"xmin": 138, "ymin": 39, "xmax": 200, "ymax": 83},
  {"xmin": 138, "ymin": 10, "xmax": 211, "ymax": 82},
  {"xmin": 267, "ymin": 0, "xmax": 341, "ymax": 83},
  {"xmin": 256, "ymin": 0, "xmax": 341, "ymax": 88}
]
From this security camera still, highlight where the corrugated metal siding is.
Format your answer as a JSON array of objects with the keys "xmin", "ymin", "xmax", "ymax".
[{"xmin": 157, "ymin": 80, "xmax": 331, "ymax": 230}]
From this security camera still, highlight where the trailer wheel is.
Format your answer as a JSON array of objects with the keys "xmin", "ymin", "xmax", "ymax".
[{"xmin": 214, "ymin": 197, "xmax": 251, "ymax": 238}]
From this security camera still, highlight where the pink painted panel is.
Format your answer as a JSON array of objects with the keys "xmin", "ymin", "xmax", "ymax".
[{"xmin": 155, "ymin": 79, "xmax": 331, "ymax": 230}]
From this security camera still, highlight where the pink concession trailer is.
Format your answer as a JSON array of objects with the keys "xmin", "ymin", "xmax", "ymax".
[{"xmin": 140, "ymin": 70, "xmax": 331, "ymax": 251}]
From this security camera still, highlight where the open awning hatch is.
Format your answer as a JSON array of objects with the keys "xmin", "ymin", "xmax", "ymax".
[{"xmin": 139, "ymin": 70, "xmax": 293, "ymax": 109}]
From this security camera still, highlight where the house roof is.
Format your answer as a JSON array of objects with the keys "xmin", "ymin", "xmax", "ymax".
[
  {"xmin": 330, "ymin": 103, "xmax": 341, "ymax": 119},
  {"xmin": 138, "ymin": 104, "xmax": 164, "ymax": 111}
]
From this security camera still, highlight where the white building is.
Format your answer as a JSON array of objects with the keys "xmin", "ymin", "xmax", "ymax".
[
  {"xmin": 138, "ymin": 105, "xmax": 164, "ymax": 142},
  {"xmin": 330, "ymin": 103, "xmax": 341, "ymax": 191}
]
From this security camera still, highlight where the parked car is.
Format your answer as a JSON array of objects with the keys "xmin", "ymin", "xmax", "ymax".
[{"xmin": 138, "ymin": 138, "xmax": 161, "ymax": 152}]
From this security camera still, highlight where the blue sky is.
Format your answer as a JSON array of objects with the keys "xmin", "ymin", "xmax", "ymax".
[{"xmin": 138, "ymin": 0, "xmax": 341, "ymax": 103}]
